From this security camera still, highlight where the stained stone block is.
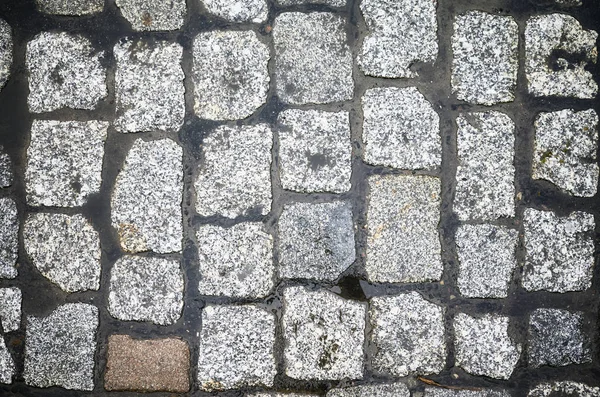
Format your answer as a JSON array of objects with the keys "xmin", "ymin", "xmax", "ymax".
[
  {"xmin": 116, "ymin": 0, "xmax": 186, "ymax": 31},
  {"xmin": 528, "ymin": 382, "xmax": 600, "ymax": 397},
  {"xmin": 36, "ymin": 0, "xmax": 104, "ymax": 15},
  {"xmin": 0, "ymin": 337, "xmax": 15, "ymax": 384},
  {"xmin": 0, "ymin": 198, "xmax": 18, "ymax": 279},
  {"xmin": 201, "ymin": 0, "xmax": 268, "ymax": 23},
  {"xmin": 0, "ymin": 287, "xmax": 21, "ymax": 332},
  {"xmin": 0, "ymin": 19, "xmax": 12, "ymax": 92},
  {"xmin": 327, "ymin": 383, "xmax": 410, "ymax": 397}
]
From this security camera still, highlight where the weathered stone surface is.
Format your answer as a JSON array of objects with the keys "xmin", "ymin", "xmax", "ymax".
[
  {"xmin": 0, "ymin": 198, "xmax": 18, "ymax": 279},
  {"xmin": 0, "ymin": 19, "xmax": 12, "ymax": 92},
  {"xmin": 250, "ymin": 393, "xmax": 319, "ymax": 397},
  {"xmin": 366, "ymin": 174, "xmax": 442, "ymax": 283},
  {"xmin": 0, "ymin": 337, "xmax": 15, "ymax": 384},
  {"xmin": 274, "ymin": 12, "xmax": 353, "ymax": 104},
  {"xmin": 282, "ymin": 287, "xmax": 365, "ymax": 380},
  {"xmin": 0, "ymin": 147, "xmax": 12, "ymax": 188},
  {"xmin": 327, "ymin": 383, "xmax": 410, "ymax": 397},
  {"xmin": 528, "ymin": 382, "xmax": 600, "ymax": 397},
  {"xmin": 36, "ymin": 0, "xmax": 103, "ymax": 15},
  {"xmin": 201, "ymin": 0, "xmax": 268, "ymax": 23},
  {"xmin": 116, "ymin": 0, "xmax": 186, "ymax": 31},
  {"xmin": 277, "ymin": 0, "xmax": 344, "ymax": 5},
  {"xmin": 0, "ymin": 287, "xmax": 21, "ymax": 332},
  {"xmin": 425, "ymin": 389, "xmax": 510, "ymax": 397}
]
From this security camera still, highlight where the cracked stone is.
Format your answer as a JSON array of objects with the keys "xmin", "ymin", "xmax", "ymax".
[
  {"xmin": 201, "ymin": 0, "xmax": 268, "ymax": 23},
  {"xmin": 0, "ymin": 287, "xmax": 21, "ymax": 332},
  {"xmin": 327, "ymin": 383, "xmax": 410, "ymax": 397},
  {"xmin": 116, "ymin": 0, "xmax": 186, "ymax": 31},
  {"xmin": 0, "ymin": 19, "xmax": 12, "ymax": 92},
  {"xmin": 425, "ymin": 389, "xmax": 510, "ymax": 397},
  {"xmin": 0, "ymin": 337, "xmax": 14, "ymax": 384},
  {"xmin": 0, "ymin": 147, "xmax": 12, "ymax": 188},
  {"xmin": 0, "ymin": 198, "xmax": 18, "ymax": 279},
  {"xmin": 528, "ymin": 382, "xmax": 600, "ymax": 397},
  {"xmin": 36, "ymin": 0, "xmax": 104, "ymax": 15}
]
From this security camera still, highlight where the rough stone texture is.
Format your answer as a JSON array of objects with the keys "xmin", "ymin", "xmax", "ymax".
[
  {"xmin": 532, "ymin": 109, "xmax": 598, "ymax": 197},
  {"xmin": 114, "ymin": 39, "xmax": 185, "ymax": 133},
  {"xmin": 327, "ymin": 383, "xmax": 410, "ymax": 397},
  {"xmin": 0, "ymin": 337, "xmax": 15, "ymax": 384},
  {"xmin": 525, "ymin": 14, "xmax": 598, "ymax": 98},
  {"xmin": 0, "ymin": 198, "xmax": 18, "ymax": 279},
  {"xmin": 362, "ymin": 87, "xmax": 441, "ymax": 170},
  {"xmin": 105, "ymin": 335, "xmax": 190, "ymax": 392},
  {"xmin": 197, "ymin": 305, "xmax": 276, "ymax": 391},
  {"xmin": 197, "ymin": 222, "xmax": 274, "ymax": 298},
  {"xmin": 454, "ymin": 313, "xmax": 521, "ymax": 380},
  {"xmin": 108, "ymin": 256, "xmax": 184, "ymax": 326},
  {"xmin": 278, "ymin": 109, "xmax": 352, "ymax": 193},
  {"xmin": 456, "ymin": 224, "xmax": 518, "ymax": 299},
  {"xmin": 452, "ymin": 11, "xmax": 518, "ymax": 105},
  {"xmin": 274, "ymin": 12, "xmax": 353, "ymax": 105},
  {"xmin": 250, "ymin": 394, "xmax": 319, "ymax": 397},
  {"xmin": 0, "ymin": 147, "xmax": 12, "ymax": 188},
  {"xmin": 0, "ymin": 287, "xmax": 21, "ymax": 332},
  {"xmin": 0, "ymin": 19, "xmax": 12, "ymax": 92},
  {"xmin": 370, "ymin": 292, "xmax": 446, "ymax": 377},
  {"xmin": 359, "ymin": 0, "xmax": 437, "ymax": 78},
  {"xmin": 116, "ymin": 0, "xmax": 186, "ymax": 31},
  {"xmin": 24, "ymin": 303, "xmax": 98, "ymax": 391},
  {"xmin": 554, "ymin": 0, "xmax": 582, "ymax": 5},
  {"xmin": 23, "ymin": 213, "xmax": 101, "ymax": 293},
  {"xmin": 36, "ymin": 0, "xmax": 104, "ymax": 15},
  {"xmin": 278, "ymin": 201, "xmax": 355, "ymax": 281},
  {"xmin": 193, "ymin": 30, "xmax": 269, "ymax": 121},
  {"xmin": 425, "ymin": 389, "xmax": 510, "ymax": 397},
  {"xmin": 195, "ymin": 124, "xmax": 272, "ymax": 218},
  {"xmin": 528, "ymin": 382, "xmax": 600, "ymax": 397},
  {"xmin": 26, "ymin": 32, "xmax": 107, "ymax": 113},
  {"xmin": 201, "ymin": 0, "xmax": 268, "ymax": 23},
  {"xmin": 277, "ymin": 0, "xmax": 345, "ymax": 5},
  {"xmin": 25, "ymin": 120, "xmax": 108, "ymax": 207},
  {"xmin": 282, "ymin": 287, "xmax": 365, "ymax": 380},
  {"xmin": 365, "ymin": 174, "xmax": 442, "ymax": 283},
  {"xmin": 455, "ymin": 112, "xmax": 515, "ymax": 221},
  {"xmin": 111, "ymin": 138, "xmax": 183, "ymax": 254},
  {"xmin": 522, "ymin": 208, "xmax": 595, "ymax": 293}
]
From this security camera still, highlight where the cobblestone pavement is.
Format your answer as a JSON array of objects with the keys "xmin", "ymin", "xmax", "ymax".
[{"xmin": 0, "ymin": 0, "xmax": 598, "ymax": 396}]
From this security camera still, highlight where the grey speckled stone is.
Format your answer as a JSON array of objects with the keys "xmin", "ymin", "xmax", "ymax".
[
  {"xmin": 533, "ymin": 109, "xmax": 598, "ymax": 197},
  {"xmin": 24, "ymin": 303, "xmax": 98, "ymax": 391},
  {"xmin": 0, "ymin": 19, "xmax": 12, "ymax": 92},
  {"xmin": 112, "ymin": 139, "xmax": 183, "ymax": 254},
  {"xmin": 274, "ymin": 12, "xmax": 353, "ymax": 105},
  {"xmin": 193, "ymin": 30, "xmax": 269, "ymax": 121},
  {"xmin": 250, "ymin": 393, "xmax": 319, "ymax": 397},
  {"xmin": 425, "ymin": 388, "xmax": 510, "ymax": 397},
  {"xmin": 0, "ymin": 337, "xmax": 15, "ymax": 384},
  {"xmin": 282, "ymin": 287, "xmax": 365, "ymax": 381},
  {"xmin": 362, "ymin": 87, "xmax": 441, "ymax": 170},
  {"xmin": 522, "ymin": 208, "xmax": 595, "ymax": 293},
  {"xmin": 36, "ymin": 0, "xmax": 103, "ymax": 15},
  {"xmin": 454, "ymin": 313, "xmax": 521, "ymax": 380},
  {"xmin": 366, "ymin": 174, "xmax": 442, "ymax": 283},
  {"xmin": 108, "ymin": 256, "xmax": 184, "ymax": 325},
  {"xmin": 116, "ymin": 0, "xmax": 186, "ymax": 31},
  {"xmin": 24, "ymin": 213, "xmax": 101, "ymax": 293},
  {"xmin": 198, "ymin": 305, "xmax": 276, "ymax": 391},
  {"xmin": 370, "ymin": 292, "xmax": 445, "ymax": 377},
  {"xmin": 201, "ymin": 0, "xmax": 268, "ymax": 22},
  {"xmin": 525, "ymin": 14, "xmax": 598, "ymax": 98},
  {"xmin": 0, "ymin": 198, "xmax": 18, "ymax": 279},
  {"xmin": 327, "ymin": 383, "xmax": 410, "ymax": 397},
  {"xmin": 452, "ymin": 11, "xmax": 518, "ymax": 105},
  {"xmin": 528, "ymin": 382, "xmax": 600, "ymax": 397},
  {"xmin": 0, "ymin": 147, "xmax": 12, "ymax": 188},
  {"xmin": 0, "ymin": 287, "xmax": 21, "ymax": 332},
  {"xmin": 26, "ymin": 32, "xmax": 107, "ymax": 113},
  {"xmin": 277, "ymin": 0, "xmax": 344, "ymax": 5},
  {"xmin": 554, "ymin": 0, "xmax": 582, "ymax": 5}
]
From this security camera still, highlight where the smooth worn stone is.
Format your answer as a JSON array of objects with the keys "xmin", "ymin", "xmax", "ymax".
[
  {"xmin": 362, "ymin": 87, "xmax": 441, "ymax": 170},
  {"xmin": 0, "ymin": 287, "xmax": 21, "ymax": 332},
  {"xmin": 201, "ymin": 0, "xmax": 268, "ymax": 23},
  {"xmin": 0, "ymin": 19, "xmax": 12, "ymax": 92},
  {"xmin": 0, "ymin": 147, "xmax": 12, "ymax": 188},
  {"xmin": 359, "ymin": 0, "xmax": 437, "ymax": 78},
  {"xmin": 197, "ymin": 305, "xmax": 276, "ymax": 391},
  {"xmin": 277, "ymin": 0, "xmax": 345, "ymax": 5},
  {"xmin": 24, "ymin": 213, "xmax": 101, "ymax": 293},
  {"xmin": 26, "ymin": 32, "xmax": 107, "ymax": 113},
  {"xmin": 370, "ymin": 292, "xmax": 446, "ymax": 377},
  {"xmin": 105, "ymin": 335, "xmax": 190, "ymax": 392},
  {"xmin": 116, "ymin": 0, "xmax": 186, "ymax": 31},
  {"xmin": 197, "ymin": 222, "xmax": 274, "ymax": 299},
  {"xmin": 0, "ymin": 198, "xmax": 18, "ymax": 279},
  {"xmin": 528, "ymin": 381, "xmax": 600, "ymax": 397},
  {"xmin": 282, "ymin": 286, "xmax": 365, "ymax": 381},
  {"xmin": 24, "ymin": 303, "xmax": 98, "ymax": 391},
  {"xmin": 278, "ymin": 201, "xmax": 355, "ymax": 281},
  {"xmin": 366, "ymin": 174, "xmax": 442, "ymax": 283},
  {"xmin": 454, "ymin": 313, "xmax": 521, "ymax": 380},
  {"xmin": 274, "ymin": 12, "xmax": 353, "ymax": 105},
  {"xmin": 25, "ymin": 120, "xmax": 108, "ymax": 207},
  {"xmin": 532, "ymin": 109, "xmax": 598, "ymax": 197},
  {"xmin": 112, "ymin": 138, "xmax": 183, "ymax": 254},
  {"xmin": 193, "ymin": 30, "xmax": 269, "ymax": 121},
  {"xmin": 36, "ymin": 0, "xmax": 103, "ymax": 15},
  {"xmin": 114, "ymin": 39, "xmax": 185, "ymax": 133},
  {"xmin": 452, "ymin": 11, "xmax": 518, "ymax": 105},
  {"xmin": 425, "ymin": 388, "xmax": 510, "ymax": 397},
  {"xmin": 108, "ymin": 256, "xmax": 184, "ymax": 326},
  {"xmin": 327, "ymin": 383, "xmax": 410, "ymax": 397},
  {"xmin": 522, "ymin": 208, "xmax": 595, "ymax": 293},
  {"xmin": 278, "ymin": 109, "xmax": 352, "ymax": 193},
  {"xmin": 455, "ymin": 112, "xmax": 515, "ymax": 221},
  {"xmin": 195, "ymin": 124, "xmax": 272, "ymax": 218},
  {"xmin": 0, "ymin": 337, "xmax": 15, "ymax": 384},
  {"xmin": 525, "ymin": 14, "xmax": 598, "ymax": 98}
]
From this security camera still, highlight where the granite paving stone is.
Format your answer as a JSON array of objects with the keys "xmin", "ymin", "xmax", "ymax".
[
  {"xmin": 201, "ymin": 0, "xmax": 268, "ymax": 23},
  {"xmin": 553, "ymin": 0, "xmax": 582, "ymax": 5},
  {"xmin": 0, "ymin": 337, "xmax": 15, "ymax": 384},
  {"xmin": 0, "ymin": 287, "xmax": 21, "ymax": 332},
  {"xmin": 116, "ymin": 0, "xmax": 186, "ymax": 31},
  {"xmin": 0, "ymin": 198, "xmax": 18, "ymax": 279},
  {"xmin": 36, "ymin": 0, "xmax": 104, "ymax": 15},
  {"xmin": 327, "ymin": 383, "xmax": 410, "ymax": 397},
  {"xmin": 277, "ymin": 0, "xmax": 345, "ymax": 4},
  {"xmin": 0, "ymin": 147, "xmax": 13, "ymax": 188},
  {"xmin": 425, "ymin": 389, "xmax": 511, "ymax": 397},
  {"xmin": 249, "ymin": 393, "xmax": 319, "ymax": 397},
  {"xmin": 528, "ymin": 382, "xmax": 600, "ymax": 397},
  {"xmin": 0, "ymin": 19, "xmax": 12, "ymax": 92}
]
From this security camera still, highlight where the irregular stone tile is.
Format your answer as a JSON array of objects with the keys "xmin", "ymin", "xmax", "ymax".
[
  {"xmin": 26, "ymin": 32, "xmax": 107, "ymax": 113},
  {"xmin": 0, "ymin": 19, "xmax": 12, "ymax": 92},
  {"xmin": 528, "ymin": 381, "xmax": 600, "ymax": 397},
  {"xmin": 197, "ymin": 222, "xmax": 274, "ymax": 298},
  {"xmin": 456, "ymin": 224, "xmax": 518, "ymax": 298},
  {"xmin": 36, "ymin": 0, "xmax": 104, "ymax": 15},
  {"xmin": 274, "ymin": 12, "xmax": 353, "ymax": 104},
  {"xmin": 201, "ymin": 0, "xmax": 268, "ymax": 23},
  {"xmin": 425, "ymin": 388, "xmax": 510, "ymax": 397},
  {"xmin": 365, "ymin": 174, "xmax": 442, "ymax": 283},
  {"xmin": 114, "ymin": 39, "xmax": 185, "ymax": 133},
  {"xmin": 0, "ymin": 287, "xmax": 21, "ymax": 332},
  {"xmin": 25, "ymin": 120, "xmax": 108, "ymax": 207},
  {"xmin": 525, "ymin": 14, "xmax": 598, "ymax": 98},
  {"xmin": 454, "ymin": 313, "xmax": 521, "ymax": 380},
  {"xmin": 105, "ymin": 335, "xmax": 190, "ymax": 392},
  {"xmin": 116, "ymin": 0, "xmax": 186, "ymax": 31},
  {"xmin": 197, "ymin": 305, "xmax": 276, "ymax": 390},
  {"xmin": 193, "ymin": 30, "xmax": 269, "ymax": 121},
  {"xmin": 359, "ymin": 0, "xmax": 437, "ymax": 78},
  {"xmin": 0, "ymin": 337, "xmax": 15, "ymax": 384},
  {"xmin": 279, "ymin": 201, "xmax": 355, "ymax": 281},
  {"xmin": 24, "ymin": 303, "xmax": 98, "ymax": 391},
  {"xmin": 108, "ymin": 256, "xmax": 184, "ymax": 326},
  {"xmin": 112, "ymin": 138, "xmax": 183, "ymax": 254},
  {"xmin": 455, "ymin": 112, "xmax": 515, "ymax": 221},
  {"xmin": 328, "ymin": 383, "xmax": 410, "ymax": 397},
  {"xmin": 282, "ymin": 286, "xmax": 365, "ymax": 380},
  {"xmin": 195, "ymin": 124, "xmax": 272, "ymax": 218},
  {"xmin": 452, "ymin": 11, "xmax": 518, "ymax": 105},
  {"xmin": 532, "ymin": 109, "xmax": 598, "ymax": 197},
  {"xmin": 362, "ymin": 87, "xmax": 441, "ymax": 170},
  {"xmin": 522, "ymin": 208, "xmax": 594, "ymax": 293},
  {"xmin": 0, "ymin": 198, "xmax": 18, "ymax": 279},
  {"xmin": 24, "ymin": 213, "xmax": 101, "ymax": 293},
  {"xmin": 277, "ymin": 0, "xmax": 345, "ymax": 4},
  {"xmin": 370, "ymin": 292, "xmax": 445, "ymax": 377},
  {"xmin": 0, "ymin": 147, "xmax": 13, "ymax": 188}
]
